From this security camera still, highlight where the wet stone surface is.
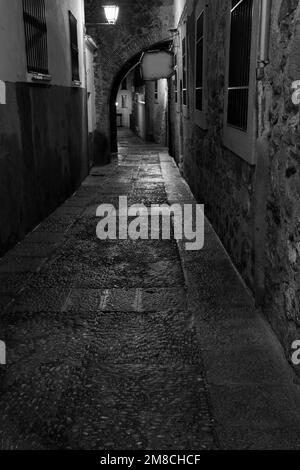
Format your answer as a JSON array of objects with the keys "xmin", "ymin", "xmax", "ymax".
[{"xmin": 0, "ymin": 132, "xmax": 217, "ymax": 450}]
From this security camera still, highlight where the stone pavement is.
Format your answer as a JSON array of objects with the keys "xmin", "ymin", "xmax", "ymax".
[{"xmin": 0, "ymin": 129, "xmax": 300, "ymax": 450}]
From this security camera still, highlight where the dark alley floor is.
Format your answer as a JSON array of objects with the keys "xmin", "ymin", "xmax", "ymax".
[{"xmin": 1, "ymin": 129, "xmax": 300, "ymax": 450}]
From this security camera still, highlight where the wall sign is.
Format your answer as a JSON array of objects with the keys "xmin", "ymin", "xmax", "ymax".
[{"xmin": 140, "ymin": 51, "xmax": 175, "ymax": 81}]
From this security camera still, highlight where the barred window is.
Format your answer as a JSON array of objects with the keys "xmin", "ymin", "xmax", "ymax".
[
  {"xmin": 223, "ymin": 0, "xmax": 259, "ymax": 164},
  {"xmin": 22, "ymin": 0, "xmax": 48, "ymax": 75},
  {"xmin": 69, "ymin": 11, "xmax": 80, "ymax": 82},
  {"xmin": 195, "ymin": 11, "xmax": 204, "ymax": 112},
  {"xmin": 227, "ymin": 0, "xmax": 253, "ymax": 131},
  {"xmin": 182, "ymin": 36, "xmax": 187, "ymax": 106}
]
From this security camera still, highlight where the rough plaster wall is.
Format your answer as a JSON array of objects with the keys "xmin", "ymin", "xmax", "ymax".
[
  {"xmin": 46, "ymin": 0, "xmax": 86, "ymax": 88},
  {"xmin": 0, "ymin": 0, "xmax": 86, "ymax": 88},
  {"xmin": 0, "ymin": 84, "xmax": 23, "ymax": 253},
  {"xmin": 134, "ymin": 97, "xmax": 147, "ymax": 141},
  {"xmin": 0, "ymin": 0, "xmax": 27, "ymax": 82},
  {"xmin": 260, "ymin": 0, "xmax": 300, "ymax": 360},
  {"xmin": 154, "ymin": 79, "xmax": 168, "ymax": 145},
  {"xmin": 0, "ymin": 84, "xmax": 88, "ymax": 256},
  {"xmin": 85, "ymin": 0, "xmax": 174, "ymax": 161},
  {"xmin": 146, "ymin": 80, "xmax": 168, "ymax": 145}
]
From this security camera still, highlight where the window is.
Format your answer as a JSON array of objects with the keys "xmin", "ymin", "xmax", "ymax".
[
  {"xmin": 179, "ymin": 19, "xmax": 189, "ymax": 117},
  {"xmin": 195, "ymin": 1, "xmax": 207, "ymax": 129},
  {"xmin": 69, "ymin": 11, "xmax": 80, "ymax": 82},
  {"xmin": 182, "ymin": 36, "xmax": 187, "ymax": 106},
  {"xmin": 227, "ymin": 0, "xmax": 252, "ymax": 131},
  {"xmin": 195, "ymin": 11, "xmax": 204, "ymax": 112},
  {"xmin": 154, "ymin": 80, "xmax": 158, "ymax": 102},
  {"xmin": 121, "ymin": 95, "xmax": 128, "ymax": 108},
  {"xmin": 174, "ymin": 54, "xmax": 178, "ymax": 105},
  {"xmin": 223, "ymin": 0, "xmax": 260, "ymax": 164},
  {"xmin": 23, "ymin": 0, "xmax": 48, "ymax": 75},
  {"xmin": 180, "ymin": 79, "xmax": 183, "ymax": 105}
]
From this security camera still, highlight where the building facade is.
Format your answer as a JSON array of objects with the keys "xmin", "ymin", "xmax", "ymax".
[
  {"xmin": 0, "ymin": 0, "xmax": 95, "ymax": 256},
  {"xmin": 169, "ymin": 0, "xmax": 300, "ymax": 363},
  {"xmin": 145, "ymin": 78, "xmax": 169, "ymax": 145}
]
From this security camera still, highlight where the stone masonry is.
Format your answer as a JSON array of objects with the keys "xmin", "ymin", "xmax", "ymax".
[
  {"xmin": 169, "ymin": 0, "xmax": 300, "ymax": 373},
  {"xmin": 260, "ymin": 0, "xmax": 300, "ymax": 369}
]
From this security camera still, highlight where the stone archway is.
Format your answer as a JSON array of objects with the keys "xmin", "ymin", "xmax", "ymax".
[
  {"xmin": 85, "ymin": 0, "xmax": 174, "ymax": 163},
  {"xmin": 109, "ymin": 39, "xmax": 173, "ymax": 154}
]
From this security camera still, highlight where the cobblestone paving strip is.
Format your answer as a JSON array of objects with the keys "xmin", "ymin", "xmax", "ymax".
[
  {"xmin": 162, "ymin": 148, "xmax": 300, "ymax": 449},
  {"xmin": 0, "ymin": 131, "xmax": 218, "ymax": 450}
]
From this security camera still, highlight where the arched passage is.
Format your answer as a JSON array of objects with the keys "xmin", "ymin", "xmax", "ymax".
[
  {"xmin": 85, "ymin": 0, "xmax": 174, "ymax": 164},
  {"xmin": 109, "ymin": 40, "xmax": 173, "ymax": 154}
]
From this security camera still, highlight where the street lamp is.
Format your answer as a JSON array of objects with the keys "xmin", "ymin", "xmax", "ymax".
[
  {"xmin": 103, "ymin": 5, "xmax": 119, "ymax": 24},
  {"xmin": 86, "ymin": 4, "xmax": 119, "ymax": 26}
]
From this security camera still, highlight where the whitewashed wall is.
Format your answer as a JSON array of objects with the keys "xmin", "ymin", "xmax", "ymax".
[{"xmin": 0, "ymin": 0, "xmax": 86, "ymax": 88}]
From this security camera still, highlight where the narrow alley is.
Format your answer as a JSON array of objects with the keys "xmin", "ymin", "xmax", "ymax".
[
  {"xmin": 0, "ymin": 130, "xmax": 300, "ymax": 451},
  {"xmin": 1, "ymin": 0, "xmax": 300, "ymax": 456}
]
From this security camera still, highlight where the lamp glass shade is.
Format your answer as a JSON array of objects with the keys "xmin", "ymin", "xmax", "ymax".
[{"xmin": 104, "ymin": 6, "xmax": 119, "ymax": 24}]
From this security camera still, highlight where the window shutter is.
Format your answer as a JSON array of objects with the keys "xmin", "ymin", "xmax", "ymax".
[
  {"xmin": 69, "ymin": 11, "xmax": 80, "ymax": 82},
  {"xmin": 23, "ymin": 0, "xmax": 48, "ymax": 75}
]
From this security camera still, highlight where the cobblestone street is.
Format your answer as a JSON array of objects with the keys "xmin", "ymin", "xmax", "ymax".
[{"xmin": 1, "ymin": 130, "xmax": 300, "ymax": 450}]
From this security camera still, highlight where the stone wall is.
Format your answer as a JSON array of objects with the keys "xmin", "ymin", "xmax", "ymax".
[
  {"xmin": 170, "ymin": 0, "xmax": 256, "ymax": 289},
  {"xmin": 85, "ymin": 0, "xmax": 174, "ymax": 162},
  {"xmin": 260, "ymin": 0, "xmax": 300, "ymax": 362},
  {"xmin": 169, "ymin": 0, "xmax": 300, "ymax": 368}
]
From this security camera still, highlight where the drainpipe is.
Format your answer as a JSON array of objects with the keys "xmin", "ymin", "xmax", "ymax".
[
  {"xmin": 254, "ymin": 0, "xmax": 272, "ymax": 306},
  {"xmin": 257, "ymin": 0, "xmax": 272, "ymax": 79}
]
